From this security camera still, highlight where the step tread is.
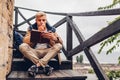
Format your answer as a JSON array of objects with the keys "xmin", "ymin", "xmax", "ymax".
[
  {"xmin": 7, "ymin": 70, "xmax": 87, "ymax": 80},
  {"xmin": 12, "ymin": 58, "xmax": 72, "ymax": 71},
  {"xmin": 13, "ymin": 58, "xmax": 71, "ymax": 62}
]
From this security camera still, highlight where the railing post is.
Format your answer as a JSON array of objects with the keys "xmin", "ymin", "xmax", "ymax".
[
  {"xmin": 14, "ymin": 7, "xmax": 18, "ymax": 30},
  {"xmin": 66, "ymin": 15, "xmax": 73, "ymax": 69},
  {"xmin": 67, "ymin": 18, "xmax": 109, "ymax": 80},
  {"xmin": 66, "ymin": 16, "xmax": 73, "ymax": 60}
]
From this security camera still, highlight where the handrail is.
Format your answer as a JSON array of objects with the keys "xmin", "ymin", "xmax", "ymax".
[
  {"xmin": 15, "ymin": 6, "xmax": 120, "ymax": 16},
  {"xmin": 15, "ymin": 6, "xmax": 67, "ymax": 16},
  {"xmin": 68, "ymin": 8, "xmax": 120, "ymax": 16},
  {"xmin": 68, "ymin": 18, "xmax": 120, "ymax": 57}
]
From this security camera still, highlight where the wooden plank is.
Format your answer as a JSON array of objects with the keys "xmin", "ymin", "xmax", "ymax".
[
  {"xmin": 66, "ymin": 16, "xmax": 73, "ymax": 51},
  {"xmin": 7, "ymin": 71, "xmax": 18, "ymax": 78},
  {"xmin": 17, "ymin": 9, "xmax": 31, "ymax": 26},
  {"xmin": 84, "ymin": 48, "xmax": 109, "ymax": 80},
  {"xmin": 58, "ymin": 70, "xmax": 72, "ymax": 79},
  {"xmin": 53, "ymin": 70, "xmax": 66, "ymax": 78},
  {"xmin": 68, "ymin": 44, "xmax": 109, "ymax": 79},
  {"xmin": 74, "ymin": 69, "xmax": 86, "ymax": 74},
  {"xmin": 68, "ymin": 45, "xmax": 83, "ymax": 57},
  {"xmin": 7, "ymin": 70, "xmax": 87, "ymax": 80},
  {"xmin": 68, "ymin": 8, "xmax": 120, "ymax": 16},
  {"xmin": 61, "ymin": 46, "xmax": 68, "ymax": 58},
  {"xmin": 14, "ymin": 7, "xmax": 18, "ymax": 29},
  {"xmin": 68, "ymin": 18, "xmax": 120, "ymax": 57},
  {"xmin": 15, "ymin": 6, "xmax": 39, "ymax": 12},
  {"xmin": 15, "ymin": 6, "xmax": 120, "ymax": 16},
  {"xmin": 17, "ymin": 71, "xmax": 29, "ymax": 78},
  {"xmin": 7, "ymin": 71, "xmax": 33, "ymax": 80},
  {"xmin": 66, "ymin": 17, "xmax": 109, "ymax": 80},
  {"xmin": 53, "ymin": 17, "xmax": 66, "ymax": 28},
  {"xmin": 84, "ymin": 19, "xmax": 120, "ymax": 48},
  {"xmin": 39, "ymin": 71, "xmax": 57, "ymax": 80},
  {"xmin": 66, "ymin": 16, "xmax": 73, "ymax": 61},
  {"xmin": 16, "ymin": 15, "xmax": 35, "ymax": 28},
  {"xmin": 66, "ymin": 17, "xmax": 85, "ymax": 57},
  {"xmin": 15, "ymin": 6, "xmax": 67, "ymax": 16},
  {"xmin": 63, "ymin": 70, "xmax": 81, "ymax": 76},
  {"xmin": 67, "ymin": 16, "xmax": 85, "ymax": 44},
  {"xmin": 63, "ymin": 70, "xmax": 87, "ymax": 79}
]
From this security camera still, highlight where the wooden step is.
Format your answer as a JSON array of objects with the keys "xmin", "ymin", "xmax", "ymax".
[
  {"xmin": 12, "ymin": 58, "xmax": 72, "ymax": 71},
  {"xmin": 13, "ymin": 50, "xmax": 23, "ymax": 58},
  {"xmin": 7, "ymin": 70, "xmax": 87, "ymax": 80}
]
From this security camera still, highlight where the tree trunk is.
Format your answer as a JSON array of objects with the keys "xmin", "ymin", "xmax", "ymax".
[{"xmin": 0, "ymin": 0, "xmax": 14, "ymax": 80}]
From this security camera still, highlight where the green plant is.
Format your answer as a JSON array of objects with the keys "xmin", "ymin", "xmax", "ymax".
[
  {"xmin": 76, "ymin": 56, "xmax": 79, "ymax": 63},
  {"xmin": 79, "ymin": 55, "xmax": 83, "ymax": 63},
  {"xmin": 98, "ymin": 0, "xmax": 120, "ymax": 63},
  {"xmin": 76, "ymin": 54, "xmax": 83, "ymax": 63},
  {"xmin": 98, "ymin": 0, "xmax": 120, "ymax": 10},
  {"xmin": 88, "ymin": 68, "xmax": 94, "ymax": 74},
  {"xmin": 106, "ymin": 70, "xmax": 120, "ymax": 80}
]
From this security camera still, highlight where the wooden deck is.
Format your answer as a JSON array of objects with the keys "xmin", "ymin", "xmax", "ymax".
[
  {"xmin": 7, "ymin": 57, "xmax": 87, "ymax": 80},
  {"xmin": 7, "ymin": 70, "xmax": 87, "ymax": 80}
]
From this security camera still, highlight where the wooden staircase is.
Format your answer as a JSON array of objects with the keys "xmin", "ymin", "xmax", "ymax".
[
  {"xmin": 6, "ymin": 51, "xmax": 87, "ymax": 80},
  {"xmin": 7, "ymin": 70, "xmax": 87, "ymax": 80},
  {"xmin": 11, "ymin": 58, "xmax": 72, "ymax": 71}
]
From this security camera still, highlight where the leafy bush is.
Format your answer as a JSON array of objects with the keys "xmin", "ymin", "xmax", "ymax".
[
  {"xmin": 106, "ymin": 70, "xmax": 120, "ymax": 80},
  {"xmin": 88, "ymin": 68, "xmax": 94, "ymax": 74}
]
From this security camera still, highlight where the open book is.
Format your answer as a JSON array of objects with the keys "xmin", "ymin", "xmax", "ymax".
[{"xmin": 30, "ymin": 30, "xmax": 49, "ymax": 43}]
